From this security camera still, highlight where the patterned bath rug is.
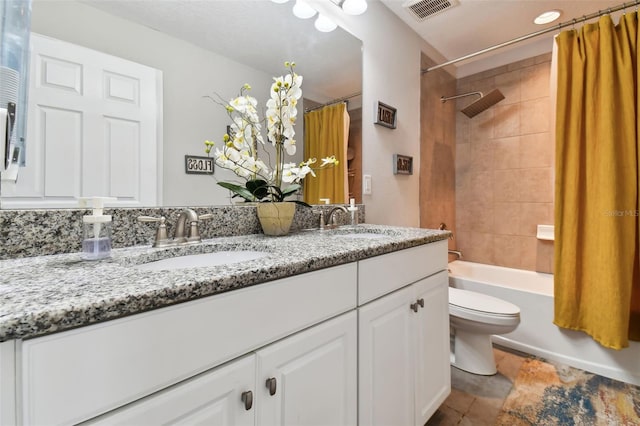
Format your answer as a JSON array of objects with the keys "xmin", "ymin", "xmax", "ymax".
[{"xmin": 495, "ymin": 358, "xmax": 640, "ymax": 425}]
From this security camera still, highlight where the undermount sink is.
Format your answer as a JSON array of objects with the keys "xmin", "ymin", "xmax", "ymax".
[{"xmin": 134, "ymin": 251, "xmax": 269, "ymax": 271}]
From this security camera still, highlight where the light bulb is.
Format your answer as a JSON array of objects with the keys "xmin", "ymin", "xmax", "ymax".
[
  {"xmin": 342, "ymin": 0, "xmax": 367, "ymax": 15},
  {"xmin": 314, "ymin": 14, "xmax": 337, "ymax": 32},
  {"xmin": 292, "ymin": 0, "xmax": 317, "ymax": 19}
]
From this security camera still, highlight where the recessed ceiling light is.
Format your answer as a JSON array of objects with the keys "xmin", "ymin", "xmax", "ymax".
[{"xmin": 534, "ymin": 10, "xmax": 562, "ymax": 25}]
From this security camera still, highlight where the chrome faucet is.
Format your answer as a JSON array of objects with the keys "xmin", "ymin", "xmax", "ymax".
[
  {"xmin": 448, "ymin": 250, "xmax": 463, "ymax": 259},
  {"xmin": 320, "ymin": 206, "xmax": 349, "ymax": 230},
  {"xmin": 173, "ymin": 208, "xmax": 199, "ymax": 244},
  {"xmin": 138, "ymin": 209, "xmax": 213, "ymax": 247}
]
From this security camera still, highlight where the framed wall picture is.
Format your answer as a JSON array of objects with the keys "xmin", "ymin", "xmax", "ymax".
[
  {"xmin": 374, "ymin": 101, "xmax": 397, "ymax": 129},
  {"xmin": 393, "ymin": 154, "xmax": 413, "ymax": 175},
  {"xmin": 185, "ymin": 155, "xmax": 214, "ymax": 175}
]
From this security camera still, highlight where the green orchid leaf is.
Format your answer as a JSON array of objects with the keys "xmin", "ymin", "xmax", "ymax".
[
  {"xmin": 281, "ymin": 184, "xmax": 301, "ymax": 197},
  {"xmin": 246, "ymin": 180, "xmax": 269, "ymax": 200},
  {"xmin": 217, "ymin": 182, "xmax": 255, "ymax": 201}
]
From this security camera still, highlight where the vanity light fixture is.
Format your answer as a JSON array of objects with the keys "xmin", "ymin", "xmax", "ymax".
[
  {"xmin": 315, "ymin": 14, "xmax": 338, "ymax": 32},
  {"xmin": 341, "ymin": 0, "xmax": 368, "ymax": 15},
  {"xmin": 292, "ymin": 0, "xmax": 317, "ymax": 19},
  {"xmin": 534, "ymin": 9, "xmax": 562, "ymax": 25}
]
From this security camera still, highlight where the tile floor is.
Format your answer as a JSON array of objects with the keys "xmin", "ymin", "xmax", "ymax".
[
  {"xmin": 426, "ymin": 346, "xmax": 525, "ymax": 426},
  {"xmin": 426, "ymin": 345, "xmax": 640, "ymax": 426}
]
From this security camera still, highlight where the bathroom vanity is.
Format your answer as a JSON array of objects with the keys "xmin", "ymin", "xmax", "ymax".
[{"xmin": 0, "ymin": 225, "xmax": 450, "ymax": 425}]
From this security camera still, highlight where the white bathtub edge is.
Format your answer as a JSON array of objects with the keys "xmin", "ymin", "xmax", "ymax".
[{"xmin": 492, "ymin": 336, "xmax": 640, "ymax": 387}]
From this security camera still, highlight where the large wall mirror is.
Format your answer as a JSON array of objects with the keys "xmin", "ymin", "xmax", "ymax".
[{"xmin": 0, "ymin": 0, "xmax": 362, "ymax": 209}]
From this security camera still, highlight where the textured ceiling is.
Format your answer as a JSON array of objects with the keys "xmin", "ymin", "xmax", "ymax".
[
  {"xmin": 380, "ymin": 0, "xmax": 627, "ymax": 77},
  {"xmin": 82, "ymin": 0, "xmax": 630, "ymax": 82},
  {"xmin": 81, "ymin": 0, "xmax": 363, "ymax": 101}
]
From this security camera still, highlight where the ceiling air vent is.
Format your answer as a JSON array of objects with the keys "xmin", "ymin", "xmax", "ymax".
[{"xmin": 403, "ymin": 0, "xmax": 459, "ymax": 22}]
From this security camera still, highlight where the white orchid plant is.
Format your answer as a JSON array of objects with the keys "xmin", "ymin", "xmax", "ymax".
[{"xmin": 205, "ymin": 61, "xmax": 337, "ymax": 204}]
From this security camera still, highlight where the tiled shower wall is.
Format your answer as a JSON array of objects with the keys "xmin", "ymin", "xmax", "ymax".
[
  {"xmin": 455, "ymin": 53, "xmax": 554, "ymax": 272},
  {"xmin": 419, "ymin": 54, "xmax": 456, "ymax": 258}
]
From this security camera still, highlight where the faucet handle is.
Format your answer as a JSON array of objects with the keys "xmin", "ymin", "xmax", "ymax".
[
  {"xmin": 137, "ymin": 215, "xmax": 173, "ymax": 247},
  {"xmin": 199, "ymin": 213, "xmax": 214, "ymax": 221},
  {"xmin": 311, "ymin": 209, "xmax": 326, "ymax": 230}
]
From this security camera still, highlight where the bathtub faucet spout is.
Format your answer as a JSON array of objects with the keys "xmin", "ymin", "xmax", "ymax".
[{"xmin": 448, "ymin": 249, "xmax": 463, "ymax": 259}]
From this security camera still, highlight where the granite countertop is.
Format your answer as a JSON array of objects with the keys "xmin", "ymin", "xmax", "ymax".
[{"xmin": 0, "ymin": 225, "xmax": 450, "ymax": 342}]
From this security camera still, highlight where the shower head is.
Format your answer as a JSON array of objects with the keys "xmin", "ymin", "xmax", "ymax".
[{"xmin": 441, "ymin": 89, "xmax": 505, "ymax": 118}]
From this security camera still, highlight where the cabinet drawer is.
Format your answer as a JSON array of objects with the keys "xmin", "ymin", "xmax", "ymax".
[
  {"xmin": 84, "ymin": 355, "xmax": 256, "ymax": 425},
  {"xmin": 21, "ymin": 263, "xmax": 357, "ymax": 426},
  {"xmin": 358, "ymin": 240, "xmax": 447, "ymax": 305}
]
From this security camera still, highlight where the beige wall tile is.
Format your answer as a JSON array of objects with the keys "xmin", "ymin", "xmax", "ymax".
[
  {"xmin": 493, "ymin": 103, "xmax": 520, "ymax": 138},
  {"xmin": 451, "ymin": 57, "xmax": 554, "ymax": 271},
  {"xmin": 520, "ymin": 132, "xmax": 552, "ymax": 168},
  {"xmin": 520, "ymin": 97, "xmax": 550, "ymax": 134},
  {"xmin": 469, "ymin": 170, "xmax": 494, "ymax": 207},
  {"xmin": 494, "ymin": 235, "xmax": 524, "ymax": 268},
  {"xmin": 494, "ymin": 136, "xmax": 520, "ymax": 169},
  {"xmin": 494, "ymin": 69, "xmax": 521, "ymax": 105},
  {"xmin": 519, "ymin": 236, "xmax": 538, "ymax": 270},
  {"xmin": 520, "ymin": 202, "xmax": 553, "ymax": 236},
  {"xmin": 519, "ymin": 168, "xmax": 553, "ymax": 203},
  {"xmin": 536, "ymin": 240, "xmax": 554, "ymax": 273},
  {"xmin": 470, "ymin": 108, "xmax": 494, "ymax": 140},
  {"xmin": 494, "ymin": 202, "xmax": 521, "ymax": 235},
  {"xmin": 462, "ymin": 231, "xmax": 495, "ymax": 264},
  {"xmin": 470, "ymin": 140, "xmax": 494, "ymax": 171},
  {"xmin": 521, "ymin": 62, "xmax": 551, "ymax": 101},
  {"xmin": 494, "ymin": 169, "xmax": 521, "ymax": 202}
]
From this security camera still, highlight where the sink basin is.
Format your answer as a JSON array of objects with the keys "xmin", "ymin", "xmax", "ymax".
[{"xmin": 134, "ymin": 251, "xmax": 269, "ymax": 271}]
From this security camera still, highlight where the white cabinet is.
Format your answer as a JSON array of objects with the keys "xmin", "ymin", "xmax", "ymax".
[
  {"xmin": 86, "ymin": 311, "xmax": 357, "ymax": 426},
  {"xmin": 414, "ymin": 272, "xmax": 451, "ymax": 424},
  {"xmin": 21, "ymin": 263, "xmax": 357, "ymax": 425},
  {"xmin": 257, "ymin": 311, "xmax": 357, "ymax": 426},
  {"xmin": 359, "ymin": 268, "xmax": 449, "ymax": 426},
  {"xmin": 85, "ymin": 355, "xmax": 256, "ymax": 426},
  {"xmin": 7, "ymin": 240, "xmax": 449, "ymax": 426}
]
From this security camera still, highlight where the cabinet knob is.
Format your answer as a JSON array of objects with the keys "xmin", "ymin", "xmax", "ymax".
[
  {"xmin": 241, "ymin": 390, "xmax": 253, "ymax": 410},
  {"xmin": 266, "ymin": 377, "xmax": 277, "ymax": 396},
  {"xmin": 410, "ymin": 302, "xmax": 419, "ymax": 313},
  {"xmin": 417, "ymin": 298, "xmax": 424, "ymax": 308}
]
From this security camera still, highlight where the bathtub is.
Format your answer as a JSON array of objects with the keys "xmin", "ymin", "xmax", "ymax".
[{"xmin": 448, "ymin": 260, "xmax": 640, "ymax": 386}]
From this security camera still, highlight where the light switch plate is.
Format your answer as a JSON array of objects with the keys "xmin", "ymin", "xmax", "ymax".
[{"xmin": 363, "ymin": 174, "xmax": 372, "ymax": 194}]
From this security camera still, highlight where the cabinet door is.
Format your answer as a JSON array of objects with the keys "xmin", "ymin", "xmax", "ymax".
[
  {"xmin": 414, "ymin": 271, "xmax": 451, "ymax": 425},
  {"xmin": 358, "ymin": 285, "xmax": 416, "ymax": 426},
  {"xmin": 256, "ymin": 311, "xmax": 357, "ymax": 426},
  {"xmin": 84, "ymin": 355, "xmax": 256, "ymax": 426}
]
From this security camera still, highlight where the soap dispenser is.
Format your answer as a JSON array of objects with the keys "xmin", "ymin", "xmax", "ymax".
[{"xmin": 79, "ymin": 197, "xmax": 116, "ymax": 260}]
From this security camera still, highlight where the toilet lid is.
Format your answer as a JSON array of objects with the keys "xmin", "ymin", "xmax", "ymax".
[{"xmin": 449, "ymin": 287, "xmax": 520, "ymax": 315}]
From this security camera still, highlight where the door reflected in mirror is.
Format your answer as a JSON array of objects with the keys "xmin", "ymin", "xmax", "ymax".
[{"xmin": 0, "ymin": 0, "xmax": 362, "ymax": 209}]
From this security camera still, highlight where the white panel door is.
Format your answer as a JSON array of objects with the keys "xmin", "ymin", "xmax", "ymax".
[
  {"xmin": 256, "ymin": 311, "xmax": 357, "ymax": 426},
  {"xmin": 85, "ymin": 355, "xmax": 256, "ymax": 426},
  {"xmin": 1, "ymin": 33, "xmax": 161, "ymax": 208},
  {"xmin": 358, "ymin": 285, "xmax": 416, "ymax": 426},
  {"xmin": 414, "ymin": 271, "xmax": 451, "ymax": 426}
]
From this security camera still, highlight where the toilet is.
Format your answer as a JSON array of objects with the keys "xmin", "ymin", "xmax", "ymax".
[{"xmin": 448, "ymin": 287, "xmax": 520, "ymax": 375}]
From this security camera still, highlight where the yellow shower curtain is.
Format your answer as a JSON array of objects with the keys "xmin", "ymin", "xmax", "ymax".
[
  {"xmin": 554, "ymin": 13, "xmax": 640, "ymax": 349},
  {"xmin": 303, "ymin": 103, "xmax": 350, "ymax": 204}
]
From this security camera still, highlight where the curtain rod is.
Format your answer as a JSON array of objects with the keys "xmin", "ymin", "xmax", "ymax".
[
  {"xmin": 422, "ymin": 0, "xmax": 640, "ymax": 74},
  {"xmin": 305, "ymin": 92, "xmax": 362, "ymax": 112}
]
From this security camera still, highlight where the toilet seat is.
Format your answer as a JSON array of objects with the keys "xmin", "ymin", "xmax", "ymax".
[{"xmin": 448, "ymin": 287, "xmax": 520, "ymax": 325}]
